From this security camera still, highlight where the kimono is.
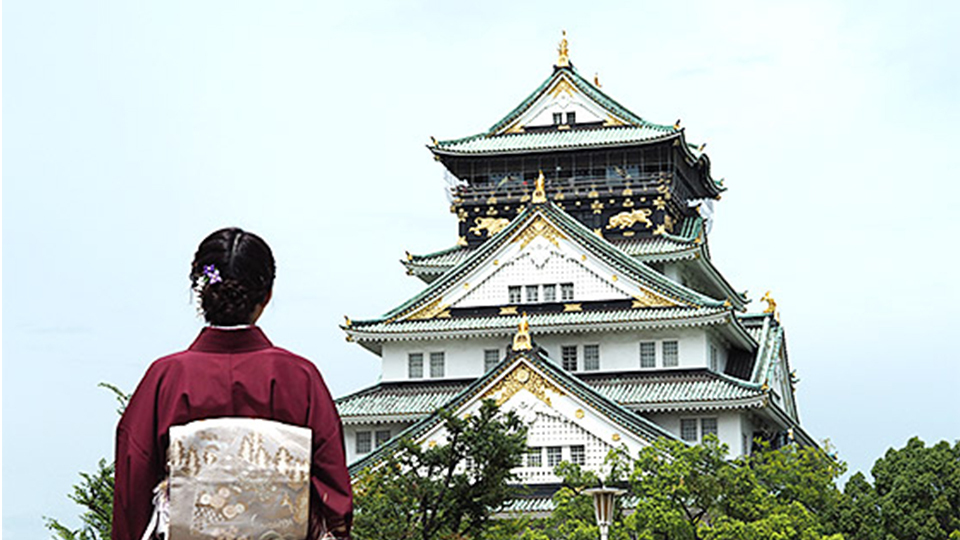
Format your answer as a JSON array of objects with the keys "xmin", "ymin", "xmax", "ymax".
[{"xmin": 113, "ymin": 327, "xmax": 352, "ymax": 540}]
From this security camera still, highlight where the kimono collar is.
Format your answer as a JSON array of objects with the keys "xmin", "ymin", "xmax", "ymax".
[{"xmin": 188, "ymin": 326, "xmax": 274, "ymax": 353}]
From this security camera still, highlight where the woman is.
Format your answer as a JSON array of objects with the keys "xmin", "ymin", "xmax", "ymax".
[{"xmin": 113, "ymin": 228, "xmax": 352, "ymax": 540}]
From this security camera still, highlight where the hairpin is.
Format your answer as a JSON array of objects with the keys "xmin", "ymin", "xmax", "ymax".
[{"xmin": 201, "ymin": 264, "xmax": 222, "ymax": 285}]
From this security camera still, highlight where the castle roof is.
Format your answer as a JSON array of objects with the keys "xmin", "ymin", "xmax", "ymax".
[
  {"xmin": 346, "ymin": 341, "xmax": 679, "ymax": 476},
  {"xmin": 428, "ymin": 63, "xmax": 705, "ymax": 159}
]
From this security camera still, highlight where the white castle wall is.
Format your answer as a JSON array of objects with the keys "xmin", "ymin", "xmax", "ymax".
[{"xmin": 380, "ymin": 327, "xmax": 713, "ymax": 382}]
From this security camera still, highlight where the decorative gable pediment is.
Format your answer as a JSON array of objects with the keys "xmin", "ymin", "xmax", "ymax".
[
  {"xmin": 403, "ymin": 210, "xmax": 681, "ymax": 316},
  {"xmin": 497, "ymin": 72, "xmax": 629, "ymax": 134},
  {"xmin": 411, "ymin": 355, "xmax": 668, "ymax": 482}
]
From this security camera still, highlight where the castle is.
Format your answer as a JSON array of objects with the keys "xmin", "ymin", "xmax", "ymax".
[{"xmin": 336, "ymin": 34, "xmax": 812, "ymax": 493}]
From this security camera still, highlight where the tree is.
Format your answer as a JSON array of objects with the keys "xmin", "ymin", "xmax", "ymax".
[
  {"xmin": 551, "ymin": 437, "xmax": 848, "ymax": 540},
  {"xmin": 831, "ymin": 437, "xmax": 960, "ymax": 540},
  {"xmin": 44, "ymin": 384, "xmax": 128, "ymax": 540},
  {"xmin": 352, "ymin": 399, "xmax": 528, "ymax": 540}
]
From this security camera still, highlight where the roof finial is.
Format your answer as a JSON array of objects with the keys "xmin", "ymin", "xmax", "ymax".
[
  {"xmin": 532, "ymin": 170, "xmax": 547, "ymax": 204},
  {"xmin": 556, "ymin": 30, "xmax": 570, "ymax": 68},
  {"xmin": 760, "ymin": 290, "xmax": 780, "ymax": 321},
  {"xmin": 512, "ymin": 312, "xmax": 533, "ymax": 351}
]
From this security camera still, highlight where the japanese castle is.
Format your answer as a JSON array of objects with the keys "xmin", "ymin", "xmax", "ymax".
[{"xmin": 337, "ymin": 34, "xmax": 814, "ymax": 489}]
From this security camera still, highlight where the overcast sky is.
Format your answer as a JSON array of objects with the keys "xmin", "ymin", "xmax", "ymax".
[{"xmin": 5, "ymin": 1, "xmax": 960, "ymax": 538}]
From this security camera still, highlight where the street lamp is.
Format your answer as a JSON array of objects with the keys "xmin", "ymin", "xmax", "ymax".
[{"xmin": 583, "ymin": 486, "xmax": 625, "ymax": 540}]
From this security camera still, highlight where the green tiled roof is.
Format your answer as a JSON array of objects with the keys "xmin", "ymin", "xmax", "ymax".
[
  {"xmin": 583, "ymin": 370, "xmax": 763, "ymax": 411},
  {"xmin": 348, "ymin": 345, "xmax": 679, "ymax": 475},
  {"xmin": 352, "ymin": 202, "xmax": 729, "ymax": 332},
  {"xmin": 483, "ymin": 65, "xmax": 655, "ymax": 135},
  {"xmin": 338, "ymin": 369, "xmax": 762, "ymax": 421},
  {"xmin": 402, "ymin": 216, "xmax": 705, "ymax": 274},
  {"xmin": 433, "ymin": 125, "xmax": 679, "ymax": 155},
  {"xmin": 348, "ymin": 306, "xmax": 729, "ymax": 339},
  {"xmin": 336, "ymin": 379, "xmax": 469, "ymax": 420}
]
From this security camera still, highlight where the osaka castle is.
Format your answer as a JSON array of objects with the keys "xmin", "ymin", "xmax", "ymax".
[{"xmin": 337, "ymin": 34, "xmax": 814, "ymax": 488}]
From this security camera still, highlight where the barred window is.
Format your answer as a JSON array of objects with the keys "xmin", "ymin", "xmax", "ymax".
[
  {"xmin": 527, "ymin": 447, "xmax": 542, "ymax": 467},
  {"xmin": 662, "ymin": 340, "xmax": 679, "ymax": 367},
  {"xmin": 543, "ymin": 284, "xmax": 557, "ymax": 302},
  {"xmin": 701, "ymin": 418, "xmax": 718, "ymax": 440},
  {"xmin": 508, "ymin": 286, "xmax": 522, "ymax": 304},
  {"xmin": 710, "ymin": 344, "xmax": 718, "ymax": 371},
  {"xmin": 430, "ymin": 352, "xmax": 445, "ymax": 378},
  {"xmin": 561, "ymin": 283, "xmax": 575, "ymax": 301},
  {"xmin": 356, "ymin": 431, "xmax": 372, "ymax": 454},
  {"xmin": 566, "ymin": 112, "xmax": 576, "ymax": 125},
  {"xmin": 408, "ymin": 353, "xmax": 423, "ymax": 379},
  {"xmin": 680, "ymin": 419, "xmax": 698, "ymax": 442},
  {"xmin": 553, "ymin": 112, "xmax": 563, "ymax": 125},
  {"xmin": 570, "ymin": 445, "xmax": 585, "ymax": 466},
  {"xmin": 484, "ymin": 349, "xmax": 500, "ymax": 372},
  {"xmin": 526, "ymin": 285, "xmax": 539, "ymax": 303},
  {"xmin": 375, "ymin": 430, "xmax": 391, "ymax": 448},
  {"xmin": 547, "ymin": 446, "xmax": 563, "ymax": 468},
  {"xmin": 562, "ymin": 346, "xmax": 578, "ymax": 371},
  {"xmin": 583, "ymin": 344, "xmax": 600, "ymax": 371},
  {"xmin": 640, "ymin": 342, "xmax": 656, "ymax": 368}
]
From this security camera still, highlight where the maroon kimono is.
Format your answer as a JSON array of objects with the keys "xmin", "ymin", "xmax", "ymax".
[{"xmin": 113, "ymin": 327, "xmax": 352, "ymax": 540}]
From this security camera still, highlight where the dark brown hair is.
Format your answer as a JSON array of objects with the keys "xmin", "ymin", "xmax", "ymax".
[{"xmin": 190, "ymin": 228, "xmax": 275, "ymax": 325}]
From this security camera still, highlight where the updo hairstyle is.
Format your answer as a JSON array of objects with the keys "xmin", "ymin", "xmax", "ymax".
[{"xmin": 190, "ymin": 228, "xmax": 276, "ymax": 326}]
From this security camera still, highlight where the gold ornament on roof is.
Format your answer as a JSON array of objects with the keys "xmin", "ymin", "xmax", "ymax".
[
  {"xmin": 469, "ymin": 217, "xmax": 510, "ymax": 237},
  {"xmin": 532, "ymin": 171, "xmax": 548, "ymax": 204},
  {"xmin": 606, "ymin": 208, "xmax": 653, "ymax": 230},
  {"xmin": 556, "ymin": 30, "xmax": 570, "ymax": 68},
  {"xmin": 512, "ymin": 312, "xmax": 533, "ymax": 351},
  {"xmin": 482, "ymin": 362, "xmax": 564, "ymax": 407},
  {"xmin": 760, "ymin": 291, "xmax": 780, "ymax": 321}
]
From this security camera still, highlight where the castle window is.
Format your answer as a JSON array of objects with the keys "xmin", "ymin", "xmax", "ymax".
[
  {"xmin": 375, "ymin": 430, "xmax": 392, "ymax": 448},
  {"xmin": 710, "ymin": 344, "xmax": 718, "ymax": 371},
  {"xmin": 508, "ymin": 286, "xmax": 522, "ymax": 304},
  {"xmin": 526, "ymin": 285, "xmax": 539, "ymax": 303},
  {"xmin": 640, "ymin": 342, "xmax": 656, "ymax": 368},
  {"xmin": 680, "ymin": 419, "xmax": 698, "ymax": 442},
  {"xmin": 527, "ymin": 447, "xmax": 542, "ymax": 467},
  {"xmin": 562, "ymin": 346, "xmax": 578, "ymax": 371},
  {"xmin": 356, "ymin": 431, "xmax": 372, "ymax": 454},
  {"xmin": 583, "ymin": 344, "xmax": 600, "ymax": 371},
  {"xmin": 408, "ymin": 353, "xmax": 423, "ymax": 379},
  {"xmin": 570, "ymin": 445, "xmax": 585, "ymax": 466},
  {"xmin": 662, "ymin": 340, "xmax": 679, "ymax": 367},
  {"xmin": 561, "ymin": 283, "xmax": 575, "ymax": 301},
  {"xmin": 547, "ymin": 446, "xmax": 563, "ymax": 468},
  {"xmin": 543, "ymin": 284, "xmax": 557, "ymax": 302},
  {"xmin": 701, "ymin": 418, "xmax": 718, "ymax": 440},
  {"xmin": 484, "ymin": 349, "xmax": 500, "ymax": 372},
  {"xmin": 553, "ymin": 112, "xmax": 563, "ymax": 125},
  {"xmin": 566, "ymin": 112, "xmax": 576, "ymax": 125},
  {"xmin": 430, "ymin": 352, "xmax": 445, "ymax": 378}
]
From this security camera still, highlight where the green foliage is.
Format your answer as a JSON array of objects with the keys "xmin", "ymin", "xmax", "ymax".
[
  {"xmin": 44, "ymin": 384, "xmax": 127, "ymax": 540},
  {"xmin": 43, "ymin": 459, "xmax": 115, "ymax": 540},
  {"xmin": 352, "ymin": 399, "xmax": 528, "ymax": 540},
  {"xmin": 531, "ymin": 437, "xmax": 846, "ymax": 540},
  {"xmin": 832, "ymin": 437, "xmax": 960, "ymax": 540}
]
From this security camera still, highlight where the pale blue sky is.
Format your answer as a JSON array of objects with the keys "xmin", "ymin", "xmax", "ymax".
[{"xmin": 5, "ymin": 1, "xmax": 959, "ymax": 538}]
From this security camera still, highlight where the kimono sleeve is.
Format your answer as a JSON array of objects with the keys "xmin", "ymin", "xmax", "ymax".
[
  {"xmin": 113, "ymin": 364, "xmax": 164, "ymax": 540},
  {"xmin": 305, "ymin": 366, "xmax": 353, "ymax": 538}
]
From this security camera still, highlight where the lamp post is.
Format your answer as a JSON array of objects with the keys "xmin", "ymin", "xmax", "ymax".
[{"xmin": 583, "ymin": 486, "xmax": 625, "ymax": 540}]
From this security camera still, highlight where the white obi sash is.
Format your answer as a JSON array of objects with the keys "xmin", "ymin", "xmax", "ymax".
[{"xmin": 148, "ymin": 418, "xmax": 313, "ymax": 540}]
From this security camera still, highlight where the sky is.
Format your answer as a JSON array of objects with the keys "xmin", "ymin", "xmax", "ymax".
[{"xmin": 4, "ymin": 1, "xmax": 960, "ymax": 538}]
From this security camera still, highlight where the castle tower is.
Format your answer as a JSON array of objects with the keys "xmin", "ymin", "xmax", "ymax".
[{"xmin": 338, "ymin": 35, "xmax": 812, "ymax": 494}]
